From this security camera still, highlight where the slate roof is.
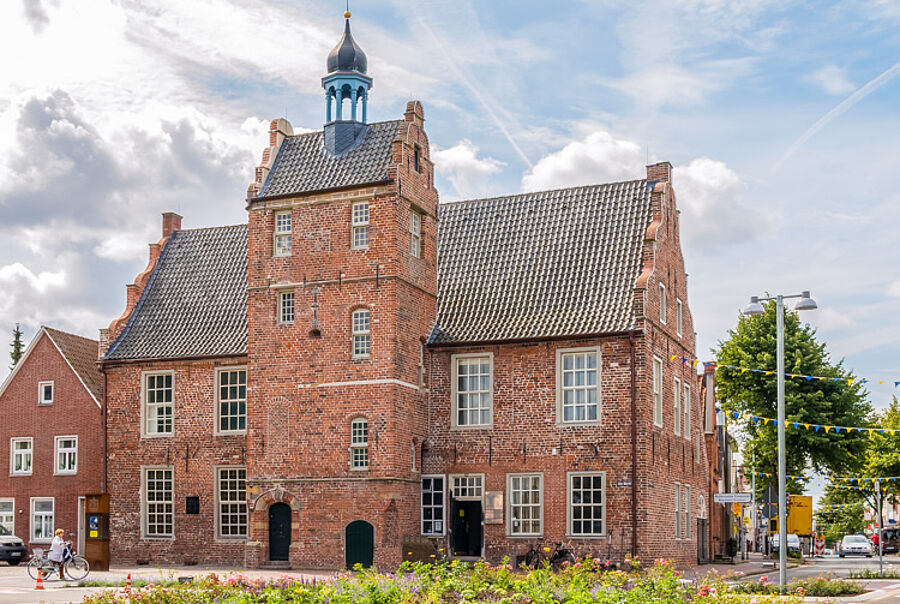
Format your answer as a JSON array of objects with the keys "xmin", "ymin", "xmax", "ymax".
[
  {"xmin": 103, "ymin": 224, "xmax": 248, "ymax": 361},
  {"xmin": 44, "ymin": 327, "xmax": 103, "ymax": 402},
  {"xmin": 257, "ymin": 120, "xmax": 401, "ymax": 199},
  {"xmin": 429, "ymin": 180, "xmax": 652, "ymax": 344}
]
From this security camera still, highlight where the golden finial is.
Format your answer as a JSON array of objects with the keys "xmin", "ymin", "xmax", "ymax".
[{"xmin": 344, "ymin": 10, "xmax": 351, "ymax": 18}]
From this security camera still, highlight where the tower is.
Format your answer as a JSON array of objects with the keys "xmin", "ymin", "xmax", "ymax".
[{"xmin": 322, "ymin": 11, "xmax": 372, "ymax": 156}]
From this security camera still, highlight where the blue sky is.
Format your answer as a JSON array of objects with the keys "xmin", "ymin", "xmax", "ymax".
[{"xmin": 1, "ymin": 0, "xmax": 899, "ymax": 422}]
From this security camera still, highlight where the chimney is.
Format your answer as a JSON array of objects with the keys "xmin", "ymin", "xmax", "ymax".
[
  {"xmin": 646, "ymin": 161, "xmax": 673, "ymax": 183},
  {"xmin": 162, "ymin": 212, "xmax": 182, "ymax": 239}
]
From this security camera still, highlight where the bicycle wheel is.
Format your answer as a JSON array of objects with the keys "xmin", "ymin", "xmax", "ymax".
[
  {"xmin": 26, "ymin": 558, "xmax": 42, "ymax": 581},
  {"xmin": 65, "ymin": 556, "xmax": 90, "ymax": 581},
  {"xmin": 524, "ymin": 549, "xmax": 543, "ymax": 569},
  {"xmin": 551, "ymin": 551, "xmax": 577, "ymax": 570}
]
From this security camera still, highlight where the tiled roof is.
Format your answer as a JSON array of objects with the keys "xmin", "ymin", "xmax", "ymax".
[
  {"xmin": 44, "ymin": 327, "xmax": 103, "ymax": 402},
  {"xmin": 104, "ymin": 225, "xmax": 248, "ymax": 361},
  {"xmin": 257, "ymin": 120, "xmax": 401, "ymax": 198},
  {"xmin": 429, "ymin": 180, "xmax": 652, "ymax": 344}
]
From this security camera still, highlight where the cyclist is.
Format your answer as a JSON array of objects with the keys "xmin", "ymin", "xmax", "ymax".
[{"xmin": 48, "ymin": 528, "xmax": 66, "ymax": 578}]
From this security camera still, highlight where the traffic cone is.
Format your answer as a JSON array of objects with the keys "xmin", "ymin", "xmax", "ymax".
[
  {"xmin": 34, "ymin": 569, "xmax": 45, "ymax": 590},
  {"xmin": 125, "ymin": 573, "xmax": 132, "ymax": 590}
]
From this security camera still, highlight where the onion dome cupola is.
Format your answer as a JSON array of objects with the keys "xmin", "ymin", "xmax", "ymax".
[{"xmin": 322, "ymin": 11, "xmax": 373, "ymax": 158}]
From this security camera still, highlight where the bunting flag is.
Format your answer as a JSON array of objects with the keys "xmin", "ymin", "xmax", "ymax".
[
  {"xmin": 669, "ymin": 355, "xmax": 899, "ymax": 388},
  {"xmin": 717, "ymin": 407, "xmax": 900, "ymax": 436}
]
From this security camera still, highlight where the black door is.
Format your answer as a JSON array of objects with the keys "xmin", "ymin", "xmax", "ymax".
[
  {"xmin": 697, "ymin": 518, "xmax": 708, "ymax": 563},
  {"xmin": 345, "ymin": 520, "xmax": 374, "ymax": 568},
  {"xmin": 268, "ymin": 503, "xmax": 291, "ymax": 561},
  {"xmin": 450, "ymin": 500, "xmax": 483, "ymax": 557}
]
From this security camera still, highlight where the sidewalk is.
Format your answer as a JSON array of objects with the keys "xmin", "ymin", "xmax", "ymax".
[
  {"xmin": 684, "ymin": 552, "xmax": 808, "ymax": 580},
  {"xmin": 69, "ymin": 564, "xmax": 336, "ymax": 585}
]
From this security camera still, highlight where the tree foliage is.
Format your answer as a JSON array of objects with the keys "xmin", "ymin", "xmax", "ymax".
[
  {"xmin": 9, "ymin": 323, "xmax": 24, "ymax": 370},
  {"xmin": 715, "ymin": 302, "xmax": 871, "ymax": 487}
]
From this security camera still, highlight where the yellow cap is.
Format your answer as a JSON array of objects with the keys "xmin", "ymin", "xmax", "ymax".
[{"xmin": 344, "ymin": 10, "xmax": 351, "ymax": 18}]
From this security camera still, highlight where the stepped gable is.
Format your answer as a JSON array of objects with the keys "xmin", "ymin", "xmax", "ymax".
[
  {"xmin": 429, "ymin": 180, "xmax": 653, "ymax": 345},
  {"xmin": 255, "ymin": 120, "xmax": 402, "ymax": 199},
  {"xmin": 43, "ymin": 327, "xmax": 103, "ymax": 401},
  {"xmin": 103, "ymin": 224, "xmax": 248, "ymax": 361}
]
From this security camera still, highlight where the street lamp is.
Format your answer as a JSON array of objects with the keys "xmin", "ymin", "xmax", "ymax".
[{"xmin": 741, "ymin": 291, "xmax": 817, "ymax": 590}]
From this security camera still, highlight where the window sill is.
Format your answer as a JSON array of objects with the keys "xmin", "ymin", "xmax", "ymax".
[
  {"xmin": 10, "ymin": 473, "xmax": 33, "ymax": 477},
  {"xmin": 349, "ymin": 467, "xmax": 370, "ymax": 472},
  {"xmin": 30, "ymin": 539, "xmax": 52, "ymax": 544},
  {"xmin": 215, "ymin": 536, "xmax": 249, "ymax": 543},
  {"xmin": 38, "ymin": 403, "xmax": 53, "ymax": 407},
  {"xmin": 351, "ymin": 355, "xmax": 370, "ymax": 360},
  {"xmin": 141, "ymin": 433, "xmax": 175, "ymax": 439},
  {"xmin": 507, "ymin": 534, "xmax": 543, "ymax": 539},
  {"xmin": 141, "ymin": 536, "xmax": 176, "ymax": 541},
  {"xmin": 566, "ymin": 534, "xmax": 607, "ymax": 540},
  {"xmin": 214, "ymin": 431, "xmax": 248, "ymax": 437},
  {"xmin": 53, "ymin": 471, "xmax": 77, "ymax": 476},
  {"xmin": 557, "ymin": 420, "xmax": 602, "ymax": 428},
  {"xmin": 450, "ymin": 424, "xmax": 493, "ymax": 431}
]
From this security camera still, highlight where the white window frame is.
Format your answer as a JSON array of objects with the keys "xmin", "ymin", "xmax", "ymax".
[
  {"xmin": 684, "ymin": 383, "xmax": 692, "ymax": 442},
  {"xmin": 273, "ymin": 210, "xmax": 292, "ymax": 257},
  {"xmin": 351, "ymin": 309, "xmax": 371, "ymax": 358},
  {"xmin": 421, "ymin": 474, "xmax": 446, "ymax": 536},
  {"xmin": 683, "ymin": 484, "xmax": 691, "ymax": 540},
  {"xmin": 450, "ymin": 474, "xmax": 484, "ymax": 501},
  {"xmin": 676, "ymin": 298, "xmax": 683, "ymax": 337},
  {"xmin": 141, "ymin": 466, "xmax": 174, "ymax": 539},
  {"xmin": 30, "ymin": 497, "xmax": 54, "ymax": 543},
  {"xmin": 141, "ymin": 371, "xmax": 174, "ymax": 438},
  {"xmin": 215, "ymin": 367, "xmax": 247, "ymax": 435},
  {"xmin": 351, "ymin": 201, "xmax": 370, "ymax": 250},
  {"xmin": 277, "ymin": 290, "xmax": 294, "ymax": 324},
  {"xmin": 0, "ymin": 498, "xmax": 14, "ymax": 535},
  {"xmin": 409, "ymin": 210, "xmax": 422, "ymax": 258},
  {"xmin": 556, "ymin": 347, "xmax": 601, "ymax": 425},
  {"xmin": 652, "ymin": 356, "xmax": 663, "ymax": 428},
  {"xmin": 215, "ymin": 466, "xmax": 248, "ymax": 540},
  {"xmin": 349, "ymin": 417, "xmax": 369, "ymax": 470},
  {"xmin": 54, "ymin": 435, "xmax": 78, "ymax": 475},
  {"xmin": 38, "ymin": 381, "xmax": 54, "ymax": 406},
  {"xmin": 659, "ymin": 282, "xmax": 667, "ymax": 324},
  {"xmin": 567, "ymin": 471, "xmax": 606, "ymax": 538},
  {"xmin": 507, "ymin": 473, "xmax": 543, "ymax": 537},
  {"xmin": 451, "ymin": 353, "xmax": 493, "ymax": 429},
  {"xmin": 417, "ymin": 342, "xmax": 425, "ymax": 390},
  {"xmin": 10, "ymin": 437, "xmax": 33, "ymax": 476},
  {"xmin": 673, "ymin": 376, "xmax": 682, "ymax": 436},
  {"xmin": 674, "ymin": 482, "xmax": 682, "ymax": 539}
]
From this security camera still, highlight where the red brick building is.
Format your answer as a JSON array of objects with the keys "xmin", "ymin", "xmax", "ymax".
[
  {"xmin": 0, "ymin": 327, "xmax": 104, "ymax": 559},
  {"xmin": 100, "ymin": 13, "xmax": 712, "ymax": 568}
]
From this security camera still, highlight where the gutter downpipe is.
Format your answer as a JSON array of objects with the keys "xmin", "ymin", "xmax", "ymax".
[
  {"xmin": 101, "ymin": 368, "xmax": 108, "ymax": 494},
  {"xmin": 630, "ymin": 329, "xmax": 638, "ymax": 558}
]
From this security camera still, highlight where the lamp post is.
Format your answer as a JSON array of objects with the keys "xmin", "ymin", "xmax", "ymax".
[{"xmin": 742, "ymin": 291, "xmax": 817, "ymax": 590}]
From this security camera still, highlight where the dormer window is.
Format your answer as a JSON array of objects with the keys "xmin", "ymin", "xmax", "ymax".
[
  {"xmin": 351, "ymin": 202, "xmax": 370, "ymax": 249},
  {"xmin": 274, "ymin": 211, "xmax": 292, "ymax": 257},
  {"xmin": 38, "ymin": 381, "xmax": 53, "ymax": 405}
]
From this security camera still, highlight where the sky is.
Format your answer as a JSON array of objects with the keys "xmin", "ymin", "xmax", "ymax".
[{"xmin": 1, "ymin": 0, "xmax": 899, "ymax": 424}]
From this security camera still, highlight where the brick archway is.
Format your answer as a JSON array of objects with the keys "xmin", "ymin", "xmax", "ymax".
[
  {"xmin": 252, "ymin": 486, "xmax": 301, "ymax": 512},
  {"xmin": 245, "ymin": 486, "xmax": 302, "ymax": 568}
]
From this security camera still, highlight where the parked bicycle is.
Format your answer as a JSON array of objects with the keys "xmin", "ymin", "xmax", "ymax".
[
  {"xmin": 523, "ymin": 541, "xmax": 577, "ymax": 570},
  {"xmin": 27, "ymin": 541, "xmax": 90, "ymax": 581}
]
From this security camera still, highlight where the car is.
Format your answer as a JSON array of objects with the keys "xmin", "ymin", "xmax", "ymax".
[
  {"xmin": 770, "ymin": 533, "xmax": 801, "ymax": 554},
  {"xmin": 839, "ymin": 534, "xmax": 873, "ymax": 558},
  {"xmin": 0, "ymin": 526, "xmax": 26, "ymax": 565},
  {"xmin": 880, "ymin": 528, "xmax": 900, "ymax": 554}
]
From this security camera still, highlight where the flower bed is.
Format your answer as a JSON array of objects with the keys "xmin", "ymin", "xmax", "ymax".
[
  {"xmin": 81, "ymin": 558, "xmax": 809, "ymax": 603},
  {"xmin": 726, "ymin": 571, "xmax": 863, "ymax": 598}
]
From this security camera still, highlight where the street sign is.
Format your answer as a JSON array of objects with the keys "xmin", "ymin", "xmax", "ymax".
[{"xmin": 714, "ymin": 493, "xmax": 752, "ymax": 503}]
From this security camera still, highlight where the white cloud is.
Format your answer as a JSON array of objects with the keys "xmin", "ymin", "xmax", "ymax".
[
  {"xmin": 433, "ymin": 140, "xmax": 505, "ymax": 200},
  {"xmin": 804, "ymin": 65, "xmax": 856, "ymax": 96},
  {"xmin": 888, "ymin": 281, "xmax": 900, "ymax": 298},
  {"xmin": 0, "ymin": 262, "xmax": 65, "ymax": 292},
  {"xmin": 521, "ymin": 130, "xmax": 644, "ymax": 192}
]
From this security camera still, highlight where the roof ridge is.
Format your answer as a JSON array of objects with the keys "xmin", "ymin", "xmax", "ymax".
[
  {"xmin": 285, "ymin": 119, "xmax": 403, "ymax": 139},
  {"xmin": 177, "ymin": 223, "xmax": 248, "ymax": 233},
  {"xmin": 43, "ymin": 325, "xmax": 99, "ymax": 346},
  {"xmin": 442, "ymin": 179, "xmax": 648, "ymax": 207}
]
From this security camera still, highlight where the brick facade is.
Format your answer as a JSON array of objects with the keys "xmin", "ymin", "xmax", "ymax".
[{"xmin": 0, "ymin": 329, "xmax": 104, "ymax": 556}]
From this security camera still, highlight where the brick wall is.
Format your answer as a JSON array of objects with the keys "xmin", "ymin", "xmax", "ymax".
[{"xmin": 0, "ymin": 333, "xmax": 103, "ymax": 552}]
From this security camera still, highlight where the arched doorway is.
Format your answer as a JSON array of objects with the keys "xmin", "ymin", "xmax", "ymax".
[
  {"xmin": 268, "ymin": 503, "xmax": 291, "ymax": 561},
  {"xmin": 345, "ymin": 520, "xmax": 374, "ymax": 568}
]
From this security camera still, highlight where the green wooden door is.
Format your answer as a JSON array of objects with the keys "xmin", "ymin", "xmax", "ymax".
[{"xmin": 345, "ymin": 520, "xmax": 374, "ymax": 568}]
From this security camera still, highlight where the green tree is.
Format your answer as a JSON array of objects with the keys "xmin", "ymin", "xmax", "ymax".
[
  {"xmin": 715, "ymin": 302, "xmax": 871, "ymax": 492},
  {"xmin": 9, "ymin": 323, "xmax": 24, "ymax": 370}
]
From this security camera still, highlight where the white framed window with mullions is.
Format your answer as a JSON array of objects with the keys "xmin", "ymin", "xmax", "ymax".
[
  {"xmin": 507, "ymin": 473, "xmax": 543, "ymax": 537},
  {"xmin": 142, "ymin": 466, "xmax": 174, "ymax": 539},
  {"xmin": 54, "ymin": 435, "xmax": 77, "ymax": 475},
  {"xmin": 30, "ymin": 498, "xmax": 54, "ymax": 543},
  {"xmin": 451, "ymin": 353, "xmax": 493, "ymax": 428},
  {"xmin": 142, "ymin": 371, "xmax": 174, "ymax": 437},
  {"xmin": 351, "ymin": 201, "xmax": 370, "ymax": 249},
  {"xmin": 557, "ymin": 347, "xmax": 600, "ymax": 424},
  {"xmin": 421, "ymin": 475, "xmax": 445, "ymax": 536},
  {"xmin": 10, "ymin": 437, "xmax": 33, "ymax": 476},
  {"xmin": 567, "ymin": 472, "xmax": 606, "ymax": 538},
  {"xmin": 277, "ymin": 290, "xmax": 294, "ymax": 324},
  {"xmin": 349, "ymin": 417, "xmax": 369, "ymax": 470},
  {"xmin": 0, "ymin": 498, "xmax": 14, "ymax": 534},
  {"xmin": 676, "ymin": 298, "xmax": 683, "ymax": 337},
  {"xmin": 351, "ymin": 309, "xmax": 371, "ymax": 358},
  {"xmin": 684, "ymin": 382, "xmax": 692, "ymax": 442},
  {"xmin": 673, "ymin": 376, "xmax": 682, "ymax": 436},
  {"xmin": 659, "ymin": 282, "xmax": 667, "ymax": 324},
  {"xmin": 38, "ymin": 381, "xmax": 54, "ymax": 405},
  {"xmin": 215, "ymin": 367, "xmax": 247, "ymax": 435},
  {"xmin": 652, "ymin": 357, "xmax": 663, "ymax": 428},
  {"xmin": 409, "ymin": 210, "xmax": 422, "ymax": 258},
  {"xmin": 215, "ymin": 466, "xmax": 248, "ymax": 540},
  {"xmin": 273, "ymin": 210, "xmax": 292, "ymax": 257}
]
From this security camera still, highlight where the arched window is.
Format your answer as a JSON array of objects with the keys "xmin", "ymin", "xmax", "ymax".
[
  {"xmin": 352, "ymin": 309, "xmax": 370, "ymax": 357},
  {"xmin": 350, "ymin": 418, "xmax": 369, "ymax": 470}
]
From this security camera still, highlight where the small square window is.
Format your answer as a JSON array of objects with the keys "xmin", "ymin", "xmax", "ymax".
[{"xmin": 38, "ymin": 381, "xmax": 53, "ymax": 405}]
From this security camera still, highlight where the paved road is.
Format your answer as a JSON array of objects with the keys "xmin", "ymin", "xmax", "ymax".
[{"xmin": 754, "ymin": 552, "xmax": 900, "ymax": 582}]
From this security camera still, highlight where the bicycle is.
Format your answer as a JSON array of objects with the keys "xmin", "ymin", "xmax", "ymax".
[
  {"xmin": 27, "ymin": 541, "xmax": 90, "ymax": 581},
  {"xmin": 523, "ymin": 541, "xmax": 577, "ymax": 570}
]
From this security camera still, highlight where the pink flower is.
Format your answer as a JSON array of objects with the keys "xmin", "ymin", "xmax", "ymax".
[
  {"xmin": 709, "ymin": 587, "xmax": 717, "ymax": 594},
  {"xmin": 674, "ymin": 570, "xmax": 681, "ymax": 577},
  {"xmin": 574, "ymin": 562, "xmax": 581, "ymax": 568},
  {"xmin": 561, "ymin": 560, "xmax": 570, "ymax": 567},
  {"xmin": 734, "ymin": 570, "xmax": 745, "ymax": 576},
  {"xmin": 593, "ymin": 557, "xmax": 602, "ymax": 566}
]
